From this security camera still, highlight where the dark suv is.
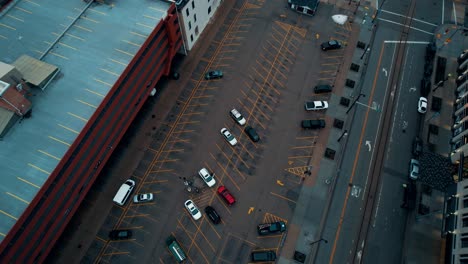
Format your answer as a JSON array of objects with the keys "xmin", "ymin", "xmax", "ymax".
[
  {"xmin": 205, "ymin": 206, "xmax": 221, "ymax": 224},
  {"xmin": 257, "ymin": 221, "xmax": 286, "ymax": 235},
  {"xmin": 244, "ymin": 126, "xmax": 260, "ymax": 142},
  {"xmin": 314, "ymin": 84, "xmax": 332, "ymax": 94},
  {"xmin": 251, "ymin": 250, "xmax": 276, "ymax": 262}
]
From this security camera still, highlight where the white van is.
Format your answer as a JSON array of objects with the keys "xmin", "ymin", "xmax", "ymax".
[{"xmin": 113, "ymin": 179, "xmax": 135, "ymax": 206}]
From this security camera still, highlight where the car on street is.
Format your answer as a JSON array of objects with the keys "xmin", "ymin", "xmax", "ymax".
[
  {"xmin": 314, "ymin": 84, "xmax": 332, "ymax": 94},
  {"xmin": 412, "ymin": 137, "xmax": 423, "ymax": 157},
  {"xmin": 409, "ymin": 159, "xmax": 420, "ymax": 180},
  {"xmin": 198, "ymin": 167, "xmax": 216, "ymax": 187},
  {"xmin": 205, "ymin": 206, "xmax": 221, "ymax": 224},
  {"xmin": 257, "ymin": 221, "xmax": 286, "ymax": 235},
  {"xmin": 230, "ymin": 108, "xmax": 246, "ymax": 125},
  {"xmin": 217, "ymin": 185, "xmax": 236, "ymax": 206},
  {"xmin": 109, "ymin": 229, "xmax": 132, "ymax": 240},
  {"xmin": 320, "ymin": 40, "xmax": 341, "ymax": 51},
  {"xmin": 244, "ymin": 126, "xmax": 260, "ymax": 142},
  {"xmin": 305, "ymin": 101, "xmax": 328, "ymax": 111},
  {"xmin": 133, "ymin": 193, "xmax": 154, "ymax": 203},
  {"xmin": 418, "ymin": 97, "xmax": 428, "ymax": 113},
  {"xmin": 184, "ymin": 199, "xmax": 202, "ymax": 220},
  {"xmin": 220, "ymin": 128, "xmax": 237, "ymax": 146},
  {"xmin": 205, "ymin": 70, "xmax": 223, "ymax": 80}
]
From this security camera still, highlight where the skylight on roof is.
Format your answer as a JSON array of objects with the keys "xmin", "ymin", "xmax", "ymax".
[{"xmin": 0, "ymin": 80, "xmax": 10, "ymax": 96}]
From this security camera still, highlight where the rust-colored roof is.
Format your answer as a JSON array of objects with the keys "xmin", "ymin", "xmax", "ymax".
[{"xmin": 0, "ymin": 85, "xmax": 31, "ymax": 116}]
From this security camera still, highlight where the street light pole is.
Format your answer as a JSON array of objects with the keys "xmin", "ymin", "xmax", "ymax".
[
  {"xmin": 360, "ymin": 46, "xmax": 370, "ymax": 60},
  {"xmin": 372, "ymin": 0, "xmax": 387, "ymax": 23},
  {"xmin": 310, "ymin": 238, "xmax": 328, "ymax": 246},
  {"xmin": 337, "ymin": 130, "xmax": 348, "ymax": 142},
  {"xmin": 346, "ymin": 93, "xmax": 366, "ymax": 114}
]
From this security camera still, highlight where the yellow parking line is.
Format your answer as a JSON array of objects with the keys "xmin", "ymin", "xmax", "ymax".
[
  {"xmin": 57, "ymin": 32, "xmax": 86, "ymax": 41},
  {"xmin": 17, "ymin": 177, "xmax": 40, "ymax": 188},
  {"xmin": 100, "ymin": 68, "xmax": 120, "ymax": 76},
  {"xmin": 58, "ymin": 124, "xmax": 79, "ymax": 134},
  {"xmin": 108, "ymin": 58, "xmax": 128, "ymax": 66},
  {"xmin": 0, "ymin": 35, "xmax": 7, "ymax": 39},
  {"xmin": 270, "ymin": 192, "xmax": 296, "ymax": 203},
  {"xmin": 25, "ymin": 0, "xmax": 40, "ymax": 6},
  {"xmin": 74, "ymin": 25, "xmax": 92, "ymax": 32},
  {"xmin": 28, "ymin": 163, "xmax": 51, "ymax": 175},
  {"xmin": 37, "ymin": 149, "xmax": 60, "ymax": 161},
  {"xmin": 130, "ymin": 31, "xmax": 147, "ymax": 38},
  {"xmin": 137, "ymin": 22, "xmax": 153, "ymax": 29},
  {"xmin": 288, "ymin": 155, "xmax": 313, "ymax": 159},
  {"xmin": 49, "ymin": 52, "xmax": 69, "ymax": 60},
  {"xmin": 115, "ymin": 48, "xmax": 134, "ymax": 57},
  {"xmin": 76, "ymin": 99, "xmax": 97, "ymax": 109},
  {"xmin": 144, "ymin": 14, "xmax": 158, "ymax": 20},
  {"xmin": 0, "ymin": 210, "xmax": 18, "ymax": 220},
  {"xmin": 85, "ymin": 88, "xmax": 105, "ymax": 97},
  {"xmin": 6, "ymin": 15, "xmax": 24, "ymax": 22},
  {"xmin": 58, "ymin": 42, "xmax": 78, "ymax": 50},
  {"xmin": 6, "ymin": 192, "xmax": 29, "ymax": 204},
  {"xmin": 122, "ymin": 40, "xmax": 142, "ymax": 47},
  {"xmin": 0, "ymin": 23, "xmax": 15, "ymax": 30},
  {"xmin": 88, "ymin": 8, "xmax": 107, "ymax": 16},
  {"xmin": 67, "ymin": 112, "xmax": 88, "ymax": 122},
  {"xmin": 81, "ymin": 16, "xmax": 100, "ymax": 23},
  {"xmin": 48, "ymin": 136, "xmax": 71, "ymax": 146},
  {"xmin": 14, "ymin": 6, "xmax": 32, "ymax": 14},
  {"xmin": 94, "ymin": 78, "xmax": 113, "ymax": 87}
]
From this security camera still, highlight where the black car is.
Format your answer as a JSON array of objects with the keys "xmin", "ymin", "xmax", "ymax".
[
  {"xmin": 320, "ymin": 40, "xmax": 341, "ymax": 51},
  {"xmin": 412, "ymin": 137, "xmax": 423, "ymax": 157},
  {"xmin": 314, "ymin": 84, "xmax": 332, "ymax": 94},
  {"xmin": 301, "ymin": 119, "xmax": 326, "ymax": 129},
  {"xmin": 244, "ymin": 126, "xmax": 260, "ymax": 142},
  {"xmin": 205, "ymin": 70, "xmax": 223, "ymax": 80},
  {"xmin": 109, "ymin": 229, "xmax": 132, "ymax": 240},
  {"xmin": 251, "ymin": 250, "xmax": 276, "ymax": 262},
  {"xmin": 205, "ymin": 206, "xmax": 221, "ymax": 224},
  {"xmin": 257, "ymin": 221, "xmax": 286, "ymax": 235}
]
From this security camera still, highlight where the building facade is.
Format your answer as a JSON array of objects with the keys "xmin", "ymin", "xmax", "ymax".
[{"xmin": 176, "ymin": 0, "xmax": 222, "ymax": 51}]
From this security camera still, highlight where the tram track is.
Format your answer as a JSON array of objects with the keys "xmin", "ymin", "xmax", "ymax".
[{"xmin": 349, "ymin": 0, "xmax": 418, "ymax": 263}]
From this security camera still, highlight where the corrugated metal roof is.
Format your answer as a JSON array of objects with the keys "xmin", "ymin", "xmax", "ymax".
[{"xmin": 12, "ymin": 55, "xmax": 58, "ymax": 88}]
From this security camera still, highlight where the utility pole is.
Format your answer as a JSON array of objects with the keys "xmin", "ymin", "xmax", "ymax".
[
  {"xmin": 372, "ymin": 0, "xmax": 387, "ymax": 23},
  {"xmin": 346, "ymin": 93, "xmax": 366, "ymax": 114}
]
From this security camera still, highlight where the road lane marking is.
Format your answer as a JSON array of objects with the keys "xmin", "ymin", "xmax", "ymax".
[
  {"xmin": 17, "ymin": 176, "xmax": 40, "ymax": 188},
  {"xmin": 381, "ymin": 9, "xmax": 438, "ymax": 26},
  {"xmin": 248, "ymin": 207, "xmax": 254, "ymax": 214},
  {"xmin": 37, "ymin": 150, "xmax": 60, "ymax": 161},
  {"xmin": 378, "ymin": 18, "xmax": 434, "ymax": 35},
  {"xmin": 329, "ymin": 43, "xmax": 386, "ymax": 264},
  {"xmin": 270, "ymin": 192, "xmax": 296, "ymax": 203},
  {"xmin": 383, "ymin": 40, "xmax": 430, "ymax": 44}
]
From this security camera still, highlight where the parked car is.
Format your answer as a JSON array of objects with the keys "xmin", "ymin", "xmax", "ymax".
[
  {"xmin": 205, "ymin": 70, "xmax": 223, "ymax": 80},
  {"xmin": 305, "ymin": 101, "xmax": 328, "ymax": 111},
  {"xmin": 230, "ymin": 108, "xmax": 246, "ymax": 125},
  {"xmin": 314, "ymin": 84, "xmax": 332, "ymax": 94},
  {"xmin": 220, "ymin": 128, "xmax": 238, "ymax": 146},
  {"xmin": 109, "ymin": 229, "xmax": 132, "ymax": 240},
  {"xmin": 409, "ymin": 159, "xmax": 420, "ymax": 180},
  {"xmin": 217, "ymin": 185, "xmax": 236, "ymax": 206},
  {"xmin": 251, "ymin": 250, "xmax": 276, "ymax": 262},
  {"xmin": 205, "ymin": 206, "xmax": 221, "ymax": 224},
  {"xmin": 321, "ymin": 40, "xmax": 341, "ymax": 51},
  {"xmin": 133, "ymin": 193, "xmax": 154, "ymax": 203},
  {"xmin": 301, "ymin": 119, "xmax": 325, "ymax": 129},
  {"xmin": 257, "ymin": 221, "xmax": 286, "ymax": 235},
  {"xmin": 401, "ymin": 182, "xmax": 416, "ymax": 209},
  {"xmin": 412, "ymin": 137, "xmax": 423, "ymax": 157},
  {"xmin": 184, "ymin": 199, "xmax": 202, "ymax": 220},
  {"xmin": 244, "ymin": 126, "xmax": 260, "ymax": 142},
  {"xmin": 418, "ymin": 97, "xmax": 428, "ymax": 114},
  {"xmin": 198, "ymin": 167, "xmax": 216, "ymax": 187}
]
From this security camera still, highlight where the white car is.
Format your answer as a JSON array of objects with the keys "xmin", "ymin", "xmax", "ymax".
[
  {"xmin": 230, "ymin": 108, "xmax": 246, "ymax": 126},
  {"xmin": 220, "ymin": 128, "xmax": 237, "ymax": 146},
  {"xmin": 409, "ymin": 159, "xmax": 420, "ymax": 180},
  {"xmin": 184, "ymin": 199, "xmax": 202, "ymax": 220},
  {"xmin": 198, "ymin": 168, "xmax": 216, "ymax": 187},
  {"xmin": 305, "ymin": 101, "xmax": 329, "ymax": 111},
  {"xmin": 418, "ymin": 97, "xmax": 427, "ymax": 114},
  {"xmin": 133, "ymin": 193, "xmax": 154, "ymax": 203}
]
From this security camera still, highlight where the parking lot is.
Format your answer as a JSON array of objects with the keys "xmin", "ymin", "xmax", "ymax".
[{"xmin": 78, "ymin": 0, "xmax": 356, "ymax": 263}]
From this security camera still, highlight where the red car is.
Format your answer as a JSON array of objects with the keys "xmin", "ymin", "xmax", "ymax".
[{"xmin": 217, "ymin": 186, "xmax": 236, "ymax": 206}]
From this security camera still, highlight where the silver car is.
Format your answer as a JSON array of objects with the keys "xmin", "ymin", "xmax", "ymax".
[
  {"xmin": 409, "ymin": 159, "xmax": 420, "ymax": 180},
  {"xmin": 133, "ymin": 193, "xmax": 154, "ymax": 203}
]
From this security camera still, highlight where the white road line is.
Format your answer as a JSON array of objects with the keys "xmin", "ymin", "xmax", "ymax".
[
  {"xmin": 381, "ymin": 9, "xmax": 438, "ymax": 27},
  {"xmin": 442, "ymin": 0, "xmax": 445, "ymax": 24},
  {"xmin": 383, "ymin": 40, "xmax": 430, "ymax": 44},
  {"xmin": 378, "ymin": 18, "xmax": 434, "ymax": 35},
  {"xmin": 453, "ymin": 2, "xmax": 457, "ymax": 25}
]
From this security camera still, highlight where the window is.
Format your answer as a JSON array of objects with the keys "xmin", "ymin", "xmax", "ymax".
[
  {"xmin": 186, "ymin": 8, "xmax": 190, "ymax": 16},
  {"xmin": 194, "ymin": 14, "xmax": 197, "ymax": 22},
  {"xmin": 189, "ymin": 21, "xmax": 192, "ymax": 30},
  {"xmin": 462, "ymin": 237, "xmax": 468, "ymax": 248},
  {"xmin": 192, "ymin": 1, "xmax": 195, "ymax": 9},
  {"xmin": 190, "ymin": 34, "xmax": 193, "ymax": 42},
  {"xmin": 195, "ymin": 26, "xmax": 199, "ymax": 36},
  {"xmin": 463, "ymin": 217, "xmax": 468, "ymax": 227},
  {"xmin": 208, "ymin": 6, "xmax": 212, "ymax": 14}
]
